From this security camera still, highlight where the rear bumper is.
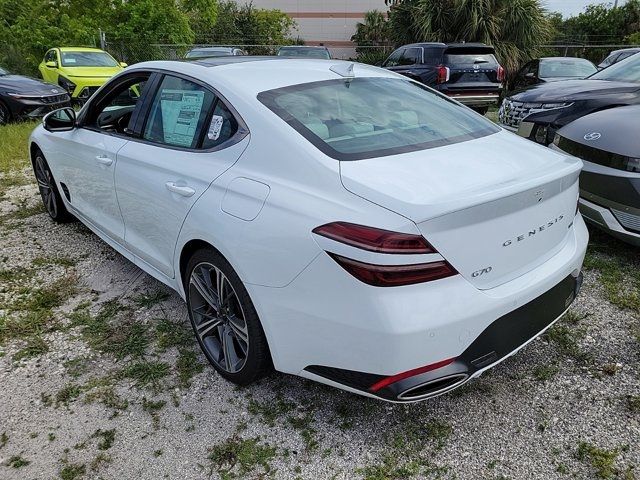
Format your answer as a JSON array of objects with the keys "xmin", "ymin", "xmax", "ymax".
[
  {"xmin": 248, "ymin": 215, "xmax": 588, "ymax": 402},
  {"xmin": 307, "ymin": 271, "xmax": 582, "ymax": 401},
  {"xmin": 446, "ymin": 93, "xmax": 500, "ymax": 107}
]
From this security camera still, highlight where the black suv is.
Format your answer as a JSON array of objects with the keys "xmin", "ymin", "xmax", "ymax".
[{"xmin": 382, "ymin": 42, "xmax": 504, "ymax": 113}]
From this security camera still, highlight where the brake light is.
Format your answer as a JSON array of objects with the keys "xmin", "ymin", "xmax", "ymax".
[
  {"xmin": 313, "ymin": 222, "xmax": 435, "ymax": 254},
  {"xmin": 436, "ymin": 65, "xmax": 450, "ymax": 84},
  {"xmin": 328, "ymin": 254, "xmax": 457, "ymax": 287},
  {"xmin": 369, "ymin": 357, "xmax": 457, "ymax": 392},
  {"xmin": 497, "ymin": 65, "xmax": 505, "ymax": 82}
]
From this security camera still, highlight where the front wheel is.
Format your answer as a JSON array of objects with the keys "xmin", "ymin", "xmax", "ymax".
[
  {"xmin": 185, "ymin": 248, "xmax": 272, "ymax": 386},
  {"xmin": 33, "ymin": 151, "xmax": 74, "ymax": 223}
]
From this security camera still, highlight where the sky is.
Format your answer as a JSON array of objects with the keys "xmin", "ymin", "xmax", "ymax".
[{"xmin": 544, "ymin": 0, "xmax": 628, "ymax": 17}]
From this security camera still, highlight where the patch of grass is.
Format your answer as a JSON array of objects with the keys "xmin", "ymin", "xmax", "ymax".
[
  {"xmin": 248, "ymin": 396, "xmax": 296, "ymax": 427},
  {"xmin": 0, "ymin": 172, "xmax": 31, "ymax": 190},
  {"xmin": 92, "ymin": 429, "xmax": 116, "ymax": 450},
  {"xmin": 533, "ymin": 363, "xmax": 559, "ymax": 381},
  {"xmin": 422, "ymin": 419, "xmax": 453, "ymax": 451},
  {"xmin": 13, "ymin": 334, "xmax": 48, "ymax": 361},
  {"xmin": 121, "ymin": 360, "xmax": 170, "ymax": 389},
  {"xmin": 0, "ymin": 121, "xmax": 37, "ymax": 173},
  {"xmin": 32, "ymin": 256, "xmax": 77, "ymax": 268},
  {"xmin": 84, "ymin": 385, "xmax": 129, "ymax": 413},
  {"xmin": 14, "ymin": 273, "xmax": 78, "ymax": 313},
  {"xmin": 626, "ymin": 395, "xmax": 640, "ymax": 413},
  {"xmin": 577, "ymin": 442, "xmax": 619, "ymax": 479},
  {"xmin": 153, "ymin": 449, "xmax": 163, "ymax": 457},
  {"xmin": 176, "ymin": 349, "xmax": 204, "ymax": 387},
  {"xmin": 59, "ymin": 462, "xmax": 86, "ymax": 480},
  {"xmin": 155, "ymin": 317, "xmax": 192, "ymax": 351},
  {"xmin": 8, "ymin": 455, "xmax": 30, "ymax": 468},
  {"xmin": 208, "ymin": 435, "xmax": 276, "ymax": 478},
  {"xmin": 64, "ymin": 357, "xmax": 90, "ymax": 378},
  {"xmin": 584, "ymin": 236, "xmax": 640, "ymax": 312},
  {"xmin": 0, "ymin": 431, "xmax": 7, "ymax": 449},
  {"xmin": 55, "ymin": 383, "xmax": 82, "ymax": 407},
  {"xmin": 132, "ymin": 290, "xmax": 170, "ymax": 309},
  {"xmin": 544, "ymin": 323, "xmax": 589, "ymax": 362},
  {"xmin": 142, "ymin": 397, "xmax": 166, "ymax": 428},
  {"xmin": 90, "ymin": 453, "xmax": 111, "ymax": 472},
  {"xmin": 358, "ymin": 454, "xmax": 421, "ymax": 480}
]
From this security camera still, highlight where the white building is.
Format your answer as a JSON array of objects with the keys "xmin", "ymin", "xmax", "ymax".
[{"xmin": 249, "ymin": 0, "xmax": 389, "ymax": 57}]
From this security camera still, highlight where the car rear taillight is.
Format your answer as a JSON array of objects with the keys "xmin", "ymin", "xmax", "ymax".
[
  {"xmin": 313, "ymin": 222, "xmax": 435, "ymax": 254},
  {"xmin": 328, "ymin": 254, "xmax": 457, "ymax": 287},
  {"xmin": 313, "ymin": 222, "xmax": 458, "ymax": 286},
  {"xmin": 436, "ymin": 65, "xmax": 450, "ymax": 84},
  {"xmin": 497, "ymin": 65, "xmax": 505, "ymax": 82}
]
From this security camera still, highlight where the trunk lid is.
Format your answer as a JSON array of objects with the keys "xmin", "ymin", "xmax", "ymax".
[{"xmin": 340, "ymin": 130, "xmax": 582, "ymax": 289}]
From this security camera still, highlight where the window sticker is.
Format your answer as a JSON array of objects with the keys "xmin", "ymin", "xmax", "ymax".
[
  {"xmin": 159, "ymin": 89, "xmax": 205, "ymax": 147},
  {"xmin": 208, "ymin": 115, "xmax": 224, "ymax": 141}
]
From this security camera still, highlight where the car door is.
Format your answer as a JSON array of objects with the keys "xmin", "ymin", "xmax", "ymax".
[
  {"xmin": 114, "ymin": 73, "xmax": 249, "ymax": 278},
  {"xmin": 50, "ymin": 71, "xmax": 153, "ymax": 242},
  {"xmin": 40, "ymin": 49, "xmax": 59, "ymax": 83}
]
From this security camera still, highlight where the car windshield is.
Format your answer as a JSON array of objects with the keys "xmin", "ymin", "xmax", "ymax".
[
  {"xmin": 278, "ymin": 48, "xmax": 330, "ymax": 59},
  {"xmin": 539, "ymin": 59, "xmax": 597, "ymax": 78},
  {"xmin": 60, "ymin": 51, "xmax": 118, "ymax": 67},
  {"xmin": 0, "ymin": 67, "xmax": 8, "ymax": 75},
  {"xmin": 186, "ymin": 49, "xmax": 232, "ymax": 58},
  {"xmin": 258, "ymin": 77, "xmax": 499, "ymax": 161},
  {"xmin": 589, "ymin": 51, "xmax": 640, "ymax": 83}
]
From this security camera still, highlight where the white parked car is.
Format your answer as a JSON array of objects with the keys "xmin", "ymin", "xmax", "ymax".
[{"xmin": 30, "ymin": 57, "xmax": 588, "ymax": 402}]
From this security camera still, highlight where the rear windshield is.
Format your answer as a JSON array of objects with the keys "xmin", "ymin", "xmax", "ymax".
[
  {"xmin": 540, "ymin": 59, "xmax": 597, "ymax": 78},
  {"xmin": 590, "ymin": 51, "xmax": 640, "ymax": 83},
  {"xmin": 61, "ymin": 51, "xmax": 118, "ymax": 67},
  {"xmin": 444, "ymin": 53, "xmax": 498, "ymax": 67},
  {"xmin": 258, "ymin": 77, "xmax": 499, "ymax": 161}
]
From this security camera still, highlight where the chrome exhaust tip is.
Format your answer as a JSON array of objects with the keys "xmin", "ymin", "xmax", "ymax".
[{"xmin": 397, "ymin": 373, "xmax": 469, "ymax": 401}]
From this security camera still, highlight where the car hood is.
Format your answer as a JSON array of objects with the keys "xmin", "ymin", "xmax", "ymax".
[
  {"xmin": 557, "ymin": 105, "xmax": 640, "ymax": 158},
  {"xmin": 509, "ymin": 79, "xmax": 640, "ymax": 102},
  {"xmin": 0, "ymin": 74, "xmax": 63, "ymax": 94},
  {"xmin": 61, "ymin": 66, "xmax": 122, "ymax": 78}
]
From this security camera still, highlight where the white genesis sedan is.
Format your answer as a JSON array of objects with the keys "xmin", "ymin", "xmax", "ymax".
[{"xmin": 30, "ymin": 58, "xmax": 588, "ymax": 402}]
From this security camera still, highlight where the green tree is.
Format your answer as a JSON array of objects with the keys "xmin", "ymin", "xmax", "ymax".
[{"xmin": 351, "ymin": 10, "xmax": 391, "ymax": 64}]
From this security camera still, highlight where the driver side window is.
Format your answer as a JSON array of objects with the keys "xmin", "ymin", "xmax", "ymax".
[
  {"xmin": 86, "ymin": 74, "xmax": 150, "ymax": 135},
  {"xmin": 384, "ymin": 49, "xmax": 404, "ymax": 67}
]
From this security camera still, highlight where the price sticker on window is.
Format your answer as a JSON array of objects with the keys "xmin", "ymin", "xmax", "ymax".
[{"xmin": 208, "ymin": 115, "xmax": 224, "ymax": 141}]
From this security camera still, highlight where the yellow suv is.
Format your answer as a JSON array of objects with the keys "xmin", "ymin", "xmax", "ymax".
[{"xmin": 39, "ymin": 47, "xmax": 126, "ymax": 104}]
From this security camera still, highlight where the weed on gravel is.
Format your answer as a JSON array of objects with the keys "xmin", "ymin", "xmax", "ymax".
[
  {"xmin": 208, "ymin": 435, "xmax": 277, "ymax": 478},
  {"xmin": 576, "ymin": 442, "xmax": 621, "ymax": 479},
  {"xmin": 7, "ymin": 455, "xmax": 30, "ymax": 468}
]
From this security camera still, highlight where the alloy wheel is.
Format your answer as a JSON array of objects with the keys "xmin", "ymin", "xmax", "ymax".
[
  {"xmin": 188, "ymin": 262, "xmax": 249, "ymax": 373},
  {"xmin": 34, "ymin": 156, "xmax": 58, "ymax": 218}
]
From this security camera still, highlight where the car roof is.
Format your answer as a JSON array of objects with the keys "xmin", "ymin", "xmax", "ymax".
[
  {"xmin": 129, "ymin": 58, "xmax": 397, "ymax": 99},
  {"xmin": 189, "ymin": 46, "xmax": 235, "ymax": 51},
  {"xmin": 57, "ymin": 47, "xmax": 107, "ymax": 53},
  {"xmin": 279, "ymin": 46, "xmax": 328, "ymax": 49},
  {"xmin": 540, "ymin": 57, "xmax": 593, "ymax": 62}
]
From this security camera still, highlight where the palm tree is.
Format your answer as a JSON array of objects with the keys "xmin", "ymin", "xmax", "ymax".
[{"xmin": 388, "ymin": 0, "xmax": 552, "ymax": 73}]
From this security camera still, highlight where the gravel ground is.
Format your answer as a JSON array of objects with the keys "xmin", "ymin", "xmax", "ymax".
[{"xmin": 0, "ymin": 168, "xmax": 638, "ymax": 480}]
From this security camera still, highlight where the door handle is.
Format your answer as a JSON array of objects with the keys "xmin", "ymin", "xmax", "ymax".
[
  {"xmin": 96, "ymin": 155, "xmax": 113, "ymax": 166},
  {"xmin": 165, "ymin": 182, "xmax": 195, "ymax": 197}
]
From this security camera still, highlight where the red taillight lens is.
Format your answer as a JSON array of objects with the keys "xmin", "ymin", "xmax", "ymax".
[
  {"xmin": 497, "ymin": 65, "xmax": 505, "ymax": 82},
  {"xmin": 313, "ymin": 222, "xmax": 435, "ymax": 254},
  {"xmin": 329, "ymin": 253, "xmax": 457, "ymax": 287},
  {"xmin": 369, "ymin": 357, "xmax": 457, "ymax": 392},
  {"xmin": 436, "ymin": 65, "xmax": 450, "ymax": 84}
]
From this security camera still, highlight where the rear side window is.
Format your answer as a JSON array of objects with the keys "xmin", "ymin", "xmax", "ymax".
[
  {"xmin": 143, "ymin": 75, "xmax": 215, "ymax": 148},
  {"xmin": 444, "ymin": 53, "xmax": 498, "ymax": 67},
  {"xmin": 201, "ymin": 101, "xmax": 239, "ymax": 149},
  {"xmin": 258, "ymin": 77, "xmax": 499, "ymax": 161},
  {"xmin": 399, "ymin": 48, "xmax": 422, "ymax": 65}
]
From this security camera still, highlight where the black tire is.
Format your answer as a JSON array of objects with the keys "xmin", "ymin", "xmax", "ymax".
[
  {"xmin": 0, "ymin": 101, "xmax": 10, "ymax": 126},
  {"xmin": 185, "ymin": 247, "xmax": 272, "ymax": 386},
  {"xmin": 32, "ymin": 150, "xmax": 74, "ymax": 223}
]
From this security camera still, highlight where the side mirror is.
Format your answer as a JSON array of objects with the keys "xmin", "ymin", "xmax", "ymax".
[
  {"xmin": 45, "ymin": 61, "xmax": 57, "ymax": 68},
  {"xmin": 43, "ymin": 107, "xmax": 76, "ymax": 132},
  {"xmin": 120, "ymin": 62, "xmax": 128, "ymax": 68}
]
